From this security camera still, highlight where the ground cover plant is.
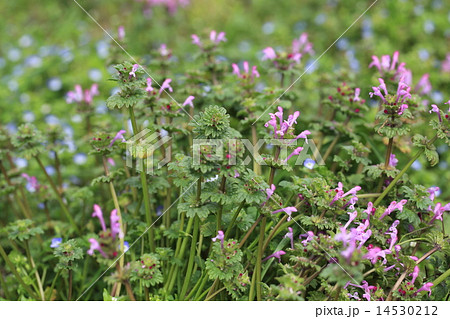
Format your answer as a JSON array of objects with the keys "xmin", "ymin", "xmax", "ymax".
[{"xmin": 0, "ymin": 0, "xmax": 450, "ymax": 301}]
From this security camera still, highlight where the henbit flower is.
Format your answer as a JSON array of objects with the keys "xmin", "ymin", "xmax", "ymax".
[
  {"xmin": 303, "ymin": 158, "xmax": 315, "ymax": 169},
  {"xmin": 50, "ymin": 237, "xmax": 62, "ymax": 248},
  {"xmin": 159, "ymin": 78, "xmax": 173, "ymax": 94},
  {"xmin": 92, "ymin": 204, "xmax": 107, "ymax": 232},
  {"xmin": 158, "ymin": 43, "xmax": 170, "ymax": 57},
  {"xmin": 344, "ymin": 210, "xmax": 358, "ymax": 230},
  {"xmin": 429, "ymin": 202, "xmax": 450, "ymax": 223},
  {"xmin": 385, "ymin": 220, "xmax": 400, "ymax": 251},
  {"xmin": 118, "ymin": 26, "xmax": 125, "ymax": 41},
  {"xmin": 231, "ymin": 61, "xmax": 260, "ymax": 82},
  {"xmin": 345, "ymin": 281, "xmax": 376, "ymax": 301},
  {"xmin": 266, "ymin": 184, "xmax": 276, "ymax": 201},
  {"xmin": 369, "ymin": 77, "xmax": 411, "ymax": 109},
  {"xmin": 357, "ymin": 229, "xmax": 372, "ymax": 249},
  {"xmin": 379, "ymin": 199, "xmax": 407, "ymax": 220},
  {"xmin": 109, "ymin": 129, "xmax": 126, "ymax": 147},
  {"xmin": 110, "ymin": 209, "xmax": 123, "ymax": 239},
  {"xmin": 21, "ymin": 173, "xmax": 40, "ymax": 192},
  {"xmin": 262, "ymin": 250, "xmax": 286, "ymax": 262},
  {"xmin": 145, "ymin": 78, "xmax": 154, "ymax": 93},
  {"xmin": 427, "ymin": 186, "xmax": 440, "ymax": 201},
  {"xmin": 429, "ymin": 104, "xmax": 443, "ymax": 122},
  {"xmin": 191, "ymin": 34, "xmax": 201, "ymax": 46},
  {"xmin": 262, "ymin": 47, "xmax": 277, "ymax": 60},
  {"xmin": 284, "ymin": 227, "xmax": 294, "ymax": 249},
  {"xmin": 182, "ymin": 96, "xmax": 195, "ymax": 108},
  {"xmin": 442, "ymin": 54, "xmax": 450, "ymax": 72},
  {"xmin": 348, "ymin": 292, "xmax": 361, "ymax": 300},
  {"xmin": 415, "ymin": 73, "xmax": 432, "ymax": 96},
  {"xmin": 209, "ymin": 30, "xmax": 226, "ymax": 43},
  {"xmin": 389, "ymin": 154, "xmax": 398, "ymax": 167},
  {"xmin": 284, "ymin": 147, "xmax": 304, "ymax": 162},
  {"xmin": 368, "ymin": 51, "xmax": 399, "ymax": 74},
  {"xmin": 107, "ymin": 158, "xmax": 116, "ymax": 166},
  {"xmin": 415, "ymin": 282, "xmax": 434, "ymax": 297},
  {"xmin": 363, "ymin": 202, "xmax": 375, "ymax": 218},
  {"xmin": 364, "ymin": 246, "xmax": 391, "ymax": 264},
  {"xmin": 212, "ymin": 230, "xmax": 225, "ymax": 249},
  {"xmin": 271, "ymin": 206, "xmax": 297, "ymax": 221},
  {"xmin": 292, "ymin": 32, "xmax": 314, "ymax": 55},
  {"xmin": 87, "ymin": 238, "xmax": 108, "ymax": 258},
  {"xmin": 409, "ymin": 265, "xmax": 420, "ymax": 285},
  {"xmin": 300, "ymin": 231, "xmax": 315, "ymax": 247},
  {"xmin": 129, "ymin": 64, "xmax": 139, "ymax": 78},
  {"xmin": 330, "ymin": 182, "xmax": 361, "ymax": 206},
  {"xmin": 353, "ymin": 88, "xmax": 361, "ymax": 102}
]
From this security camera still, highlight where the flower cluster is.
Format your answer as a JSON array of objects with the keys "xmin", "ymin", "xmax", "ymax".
[{"xmin": 66, "ymin": 84, "xmax": 99, "ymax": 105}]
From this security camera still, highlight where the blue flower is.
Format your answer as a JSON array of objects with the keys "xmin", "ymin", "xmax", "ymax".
[
  {"xmin": 50, "ymin": 238, "xmax": 62, "ymax": 248},
  {"xmin": 304, "ymin": 158, "xmax": 315, "ymax": 169}
]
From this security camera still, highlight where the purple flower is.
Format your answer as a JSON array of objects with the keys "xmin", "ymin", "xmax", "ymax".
[
  {"xmin": 182, "ymin": 95, "xmax": 195, "ymax": 108},
  {"xmin": 364, "ymin": 246, "xmax": 391, "ymax": 264},
  {"xmin": 353, "ymin": 88, "xmax": 361, "ymax": 102},
  {"xmin": 118, "ymin": 26, "xmax": 125, "ymax": 41},
  {"xmin": 343, "ymin": 210, "xmax": 358, "ymax": 229},
  {"xmin": 292, "ymin": 32, "xmax": 314, "ymax": 55},
  {"xmin": 191, "ymin": 34, "xmax": 201, "ymax": 46},
  {"xmin": 330, "ymin": 182, "xmax": 361, "ymax": 206},
  {"xmin": 348, "ymin": 292, "xmax": 360, "ymax": 300},
  {"xmin": 109, "ymin": 129, "xmax": 126, "ymax": 147},
  {"xmin": 87, "ymin": 238, "xmax": 108, "ymax": 258},
  {"xmin": 66, "ymin": 84, "xmax": 99, "ymax": 105},
  {"xmin": 271, "ymin": 206, "xmax": 297, "ymax": 221},
  {"xmin": 145, "ymin": 78, "xmax": 154, "ymax": 93},
  {"xmin": 427, "ymin": 186, "xmax": 440, "ymax": 201},
  {"xmin": 110, "ymin": 209, "xmax": 122, "ymax": 239},
  {"xmin": 159, "ymin": 78, "xmax": 173, "ymax": 94},
  {"xmin": 368, "ymin": 51, "xmax": 399, "ymax": 74},
  {"xmin": 415, "ymin": 282, "xmax": 433, "ymax": 297},
  {"xmin": 429, "ymin": 104, "xmax": 442, "ymax": 122},
  {"xmin": 158, "ymin": 44, "xmax": 170, "ymax": 57},
  {"xmin": 284, "ymin": 147, "xmax": 304, "ymax": 162},
  {"xmin": 50, "ymin": 237, "xmax": 62, "ymax": 248},
  {"xmin": 21, "ymin": 173, "xmax": 41, "ymax": 192},
  {"xmin": 379, "ymin": 199, "xmax": 407, "ymax": 220},
  {"xmin": 429, "ymin": 202, "xmax": 450, "ymax": 223},
  {"xmin": 303, "ymin": 158, "xmax": 315, "ymax": 169},
  {"xmin": 284, "ymin": 227, "xmax": 294, "ymax": 249},
  {"xmin": 262, "ymin": 47, "xmax": 277, "ymax": 60},
  {"xmin": 265, "ymin": 184, "xmax": 276, "ymax": 201},
  {"xmin": 385, "ymin": 220, "xmax": 400, "ymax": 251},
  {"xmin": 409, "ymin": 266, "xmax": 420, "ymax": 285},
  {"xmin": 345, "ymin": 281, "xmax": 376, "ymax": 301},
  {"xmin": 300, "ymin": 231, "xmax": 315, "ymax": 247},
  {"xmin": 212, "ymin": 230, "xmax": 225, "ymax": 249},
  {"xmin": 442, "ymin": 54, "xmax": 450, "ymax": 72},
  {"xmin": 209, "ymin": 30, "xmax": 226, "ymax": 43},
  {"xmin": 129, "ymin": 64, "xmax": 139, "ymax": 78},
  {"xmin": 92, "ymin": 204, "xmax": 107, "ymax": 232},
  {"xmin": 231, "ymin": 61, "xmax": 260, "ymax": 82},
  {"xmin": 263, "ymin": 250, "xmax": 286, "ymax": 262},
  {"xmin": 389, "ymin": 154, "xmax": 398, "ymax": 167},
  {"xmin": 415, "ymin": 73, "xmax": 432, "ymax": 96}
]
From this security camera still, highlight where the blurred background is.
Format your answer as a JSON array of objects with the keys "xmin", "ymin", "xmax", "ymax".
[{"xmin": 0, "ymin": 0, "xmax": 449, "ymax": 198}]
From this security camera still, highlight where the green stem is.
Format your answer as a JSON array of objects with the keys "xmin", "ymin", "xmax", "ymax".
[
  {"xmin": 397, "ymin": 238, "xmax": 427, "ymax": 246},
  {"xmin": 205, "ymin": 287, "xmax": 226, "ymax": 301},
  {"xmin": 374, "ymin": 135, "xmax": 438, "ymax": 206},
  {"xmin": 24, "ymin": 240, "xmax": 45, "ymax": 300},
  {"xmin": 35, "ymin": 156, "xmax": 79, "ymax": 234},
  {"xmin": 128, "ymin": 108, "xmax": 155, "ymax": 252},
  {"xmin": 179, "ymin": 215, "xmax": 200, "ymax": 300},
  {"xmin": 224, "ymin": 200, "xmax": 245, "ymax": 239},
  {"xmin": 433, "ymin": 268, "xmax": 450, "ymax": 288},
  {"xmin": 0, "ymin": 244, "xmax": 38, "ymax": 299},
  {"xmin": 384, "ymin": 137, "xmax": 394, "ymax": 169}
]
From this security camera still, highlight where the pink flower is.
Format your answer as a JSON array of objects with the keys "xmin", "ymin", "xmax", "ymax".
[
  {"xmin": 368, "ymin": 51, "xmax": 399, "ymax": 74},
  {"xmin": 66, "ymin": 84, "xmax": 99, "ymax": 105},
  {"xmin": 145, "ymin": 78, "xmax": 154, "ymax": 93},
  {"xmin": 263, "ymin": 250, "xmax": 286, "ymax": 262},
  {"xmin": 182, "ymin": 95, "xmax": 195, "ymax": 108},
  {"xmin": 118, "ymin": 26, "xmax": 125, "ymax": 41},
  {"xmin": 158, "ymin": 43, "xmax": 170, "ymax": 57},
  {"xmin": 409, "ymin": 266, "xmax": 420, "ymax": 285},
  {"xmin": 429, "ymin": 104, "xmax": 442, "ymax": 122},
  {"xmin": 109, "ymin": 129, "xmax": 126, "ymax": 147},
  {"xmin": 385, "ymin": 220, "xmax": 400, "ymax": 251},
  {"xmin": 344, "ymin": 210, "xmax": 358, "ymax": 229},
  {"xmin": 389, "ymin": 154, "xmax": 398, "ymax": 167},
  {"xmin": 212, "ymin": 230, "xmax": 225, "ymax": 249},
  {"xmin": 353, "ymin": 88, "xmax": 361, "ymax": 102},
  {"xmin": 231, "ymin": 61, "xmax": 260, "ymax": 82},
  {"xmin": 21, "ymin": 173, "xmax": 41, "ymax": 192},
  {"xmin": 129, "ymin": 64, "xmax": 139, "ymax": 78},
  {"xmin": 441, "ymin": 54, "xmax": 450, "ymax": 72},
  {"xmin": 300, "ymin": 231, "xmax": 315, "ymax": 247},
  {"xmin": 159, "ymin": 78, "xmax": 173, "ymax": 94},
  {"xmin": 271, "ymin": 206, "xmax": 297, "ymax": 221},
  {"xmin": 284, "ymin": 147, "xmax": 304, "ymax": 162},
  {"xmin": 110, "ymin": 209, "xmax": 122, "ymax": 240},
  {"xmin": 292, "ymin": 32, "xmax": 314, "ymax": 55},
  {"xmin": 429, "ymin": 202, "xmax": 450, "ymax": 223},
  {"xmin": 379, "ymin": 199, "xmax": 407, "ymax": 220},
  {"xmin": 92, "ymin": 204, "xmax": 106, "ymax": 232},
  {"xmin": 427, "ymin": 186, "xmax": 440, "ymax": 201},
  {"xmin": 415, "ymin": 282, "xmax": 433, "ymax": 297},
  {"xmin": 262, "ymin": 47, "xmax": 277, "ymax": 60},
  {"xmin": 87, "ymin": 238, "xmax": 108, "ymax": 258},
  {"xmin": 191, "ymin": 34, "xmax": 201, "ymax": 46},
  {"xmin": 330, "ymin": 182, "xmax": 361, "ymax": 206},
  {"xmin": 266, "ymin": 184, "xmax": 276, "ymax": 201},
  {"xmin": 415, "ymin": 73, "xmax": 432, "ymax": 96},
  {"xmin": 284, "ymin": 227, "xmax": 294, "ymax": 249}
]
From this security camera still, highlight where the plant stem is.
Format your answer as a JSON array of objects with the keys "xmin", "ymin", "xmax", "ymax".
[
  {"xmin": 205, "ymin": 286, "xmax": 226, "ymax": 301},
  {"xmin": 128, "ymin": 107, "xmax": 155, "ymax": 252},
  {"xmin": 224, "ymin": 200, "xmax": 245, "ymax": 239},
  {"xmin": 24, "ymin": 240, "xmax": 45, "ymax": 300},
  {"xmin": 0, "ymin": 244, "xmax": 39, "ymax": 299},
  {"xmin": 322, "ymin": 135, "xmax": 340, "ymax": 162},
  {"xmin": 238, "ymin": 215, "xmax": 263, "ymax": 249},
  {"xmin": 384, "ymin": 137, "xmax": 394, "ymax": 169},
  {"xmin": 251, "ymin": 126, "xmax": 261, "ymax": 175},
  {"xmin": 386, "ymin": 270, "xmax": 407, "ymax": 301},
  {"xmin": 374, "ymin": 135, "xmax": 438, "ymax": 206},
  {"xmin": 255, "ymin": 216, "xmax": 266, "ymax": 301},
  {"xmin": 179, "ymin": 215, "xmax": 200, "ymax": 300},
  {"xmin": 433, "ymin": 268, "xmax": 450, "ymax": 288},
  {"xmin": 68, "ymin": 267, "xmax": 73, "ymax": 301},
  {"xmin": 35, "ymin": 156, "xmax": 79, "ymax": 234},
  {"xmin": 217, "ymin": 176, "xmax": 227, "ymax": 232}
]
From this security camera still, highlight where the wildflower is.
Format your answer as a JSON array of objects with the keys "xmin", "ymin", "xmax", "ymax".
[
  {"xmin": 363, "ymin": 202, "xmax": 375, "ymax": 218},
  {"xmin": 344, "ymin": 210, "xmax": 358, "ymax": 230},
  {"xmin": 107, "ymin": 158, "xmax": 116, "ymax": 166},
  {"xmin": 92, "ymin": 204, "xmax": 106, "ymax": 232},
  {"xmin": 231, "ymin": 61, "xmax": 260, "ymax": 82},
  {"xmin": 284, "ymin": 147, "xmax": 304, "ymax": 162},
  {"xmin": 409, "ymin": 266, "xmax": 420, "ymax": 285},
  {"xmin": 66, "ymin": 84, "xmax": 99, "ymax": 105},
  {"xmin": 118, "ymin": 26, "xmax": 125, "ymax": 41},
  {"xmin": 415, "ymin": 282, "xmax": 433, "ymax": 297},
  {"xmin": 129, "ymin": 64, "xmax": 139, "ymax": 78},
  {"xmin": 191, "ymin": 34, "xmax": 201, "ymax": 46},
  {"xmin": 110, "ymin": 209, "xmax": 123, "ymax": 239},
  {"xmin": 158, "ymin": 43, "xmax": 171, "ymax": 57},
  {"xmin": 50, "ymin": 237, "xmax": 62, "ymax": 248},
  {"xmin": 182, "ymin": 95, "xmax": 195, "ymax": 108},
  {"xmin": 389, "ymin": 154, "xmax": 398, "ymax": 167},
  {"xmin": 357, "ymin": 229, "xmax": 372, "ymax": 249},
  {"xmin": 385, "ymin": 220, "xmax": 400, "ymax": 250},
  {"xmin": 415, "ymin": 73, "xmax": 432, "ymax": 95},
  {"xmin": 330, "ymin": 182, "xmax": 361, "ymax": 206},
  {"xmin": 284, "ymin": 227, "xmax": 294, "ymax": 249},
  {"xmin": 364, "ymin": 246, "xmax": 391, "ymax": 264},
  {"xmin": 442, "ymin": 54, "xmax": 450, "ymax": 72},
  {"xmin": 264, "ymin": 107, "xmax": 310, "ymax": 142},
  {"xmin": 109, "ymin": 129, "xmax": 126, "ymax": 147},
  {"xmin": 427, "ymin": 186, "xmax": 440, "ymax": 201},
  {"xmin": 345, "ymin": 281, "xmax": 376, "ymax": 301},
  {"xmin": 429, "ymin": 202, "xmax": 450, "ymax": 223},
  {"xmin": 369, "ymin": 78, "xmax": 411, "ymax": 112},
  {"xmin": 145, "ymin": 78, "xmax": 154, "ymax": 93},
  {"xmin": 21, "ymin": 173, "xmax": 41, "ymax": 192},
  {"xmin": 292, "ymin": 32, "xmax": 314, "ymax": 55},
  {"xmin": 263, "ymin": 250, "xmax": 286, "ymax": 262},
  {"xmin": 212, "ymin": 230, "xmax": 225, "ymax": 249},
  {"xmin": 348, "ymin": 292, "xmax": 360, "ymax": 300},
  {"xmin": 123, "ymin": 241, "xmax": 129, "ymax": 252},
  {"xmin": 303, "ymin": 158, "xmax": 315, "ymax": 169},
  {"xmin": 271, "ymin": 206, "xmax": 297, "ymax": 221},
  {"xmin": 368, "ymin": 51, "xmax": 399, "ymax": 74},
  {"xmin": 265, "ymin": 184, "xmax": 276, "ymax": 201},
  {"xmin": 300, "ymin": 231, "xmax": 315, "ymax": 247},
  {"xmin": 159, "ymin": 78, "xmax": 173, "ymax": 94},
  {"xmin": 379, "ymin": 199, "xmax": 407, "ymax": 220},
  {"xmin": 262, "ymin": 47, "xmax": 277, "ymax": 60},
  {"xmin": 209, "ymin": 30, "xmax": 226, "ymax": 43},
  {"xmin": 87, "ymin": 238, "xmax": 108, "ymax": 258}
]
